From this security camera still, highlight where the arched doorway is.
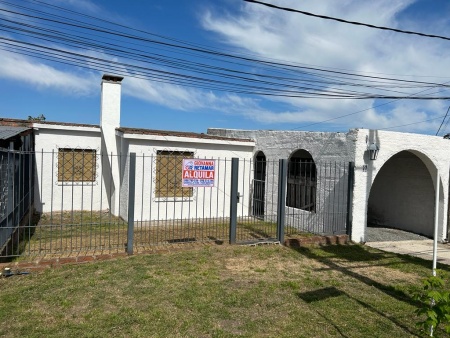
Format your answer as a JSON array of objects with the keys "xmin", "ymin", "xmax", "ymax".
[
  {"xmin": 252, "ymin": 151, "xmax": 266, "ymax": 217},
  {"xmin": 287, "ymin": 149, "xmax": 316, "ymax": 212},
  {"xmin": 367, "ymin": 150, "xmax": 436, "ymax": 237}
]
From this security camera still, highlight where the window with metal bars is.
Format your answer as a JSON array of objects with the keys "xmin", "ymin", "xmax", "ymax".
[
  {"xmin": 58, "ymin": 148, "xmax": 96, "ymax": 182},
  {"xmin": 155, "ymin": 150, "xmax": 194, "ymax": 198},
  {"xmin": 287, "ymin": 150, "xmax": 316, "ymax": 212}
]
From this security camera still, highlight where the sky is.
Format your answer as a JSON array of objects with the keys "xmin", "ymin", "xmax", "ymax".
[{"xmin": 2, "ymin": 0, "xmax": 450, "ymax": 135}]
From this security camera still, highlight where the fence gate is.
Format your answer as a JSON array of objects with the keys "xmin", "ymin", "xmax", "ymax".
[
  {"xmin": 229, "ymin": 158, "xmax": 287, "ymax": 245},
  {"xmin": 229, "ymin": 158, "xmax": 353, "ymax": 245}
]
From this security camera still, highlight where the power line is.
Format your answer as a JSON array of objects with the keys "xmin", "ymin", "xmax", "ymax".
[
  {"xmin": 436, "ymin": 106, "xmax": 450, "ymax": 135},
  {"xmin": 291, "ymin": 85, "xmax": 450, "ymax": 130},
  {"xmin": 1, "ymin": 0, "xmax": 449, "ymax": 133},
  {"xmin": 244, "ymin": 0, "xmax": 450, "ymax": 42},
  {"xmin": 382, "ymin": 115, "xmax": 446, "ymax": 131},
  {"xmin": 1, "ymin": 7, "xmax": 449, "ymax": 100}
]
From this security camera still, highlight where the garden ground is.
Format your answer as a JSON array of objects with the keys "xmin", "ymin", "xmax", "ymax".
[{"xmin": 1, "ymin": 242, "xmax": 449, "ymax": 337}]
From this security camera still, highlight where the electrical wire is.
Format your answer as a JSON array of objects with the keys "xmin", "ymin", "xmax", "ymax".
[
  {"xmin": 244, "ymin": 0, "xmax": 450, "ymax": 42},
  {"xmin": 0, "ymin": 0, "xmax": 449, "ymax": 132},
  {"xmin": 436, "ymin": 106, "xmax": 450, "ymax": 135}
]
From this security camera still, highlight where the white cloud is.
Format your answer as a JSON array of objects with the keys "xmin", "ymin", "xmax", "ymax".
[
  {"xmin": 2, "ymin": 0, "xmax": 450, "ymax": 134},
  {"xmin": 54, "ymin": 0, "xmax": 101, "ymax": 14},
  {"xmin": 200, "ymin": 0, "xmax": 450, "ymax": 133},
  {"xmin": 0, "ymin": 49, "xmax": 98, "ymax": 95}
]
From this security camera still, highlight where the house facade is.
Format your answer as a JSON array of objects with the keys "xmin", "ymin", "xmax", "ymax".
[
  {"xmin": 1, "ymin": 74, "xmax": 449, "ymax": 245},
  {"xmin": 28, "ymin": 75, "xmax": 255, "ymax": 225},
  {"xmin": 208, "ymin": 126, "xmax": 450, "ymax": 242}
]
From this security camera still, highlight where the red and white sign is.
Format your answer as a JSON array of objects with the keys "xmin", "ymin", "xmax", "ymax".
[{"xmin": 182, "ymin": 159, "xmax": 216, "ymax": 187}]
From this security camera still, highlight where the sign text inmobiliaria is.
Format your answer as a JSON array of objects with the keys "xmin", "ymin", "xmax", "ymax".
[{"xmin": 182, "ymin": 159, "xmax": 216, "ymax": 187}]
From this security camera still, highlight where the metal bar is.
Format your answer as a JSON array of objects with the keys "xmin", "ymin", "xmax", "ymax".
[
  {"xmin": 432, "ymin": 168, "xmax": 440, "ymax": 276},
  {"xmin": 277, "ymin": 159, "xmax": 287, "ymax": 244},
  {"xmin": 127, "ymin": 153, "xmax": 136, "ymax": 255},
  {"xmin": 229, "ymin": 158, "xmax": 239, "ymax": 244},
  {"xmin": 346, "ymin": 162, "xmax": 355, "ymax": 238}
]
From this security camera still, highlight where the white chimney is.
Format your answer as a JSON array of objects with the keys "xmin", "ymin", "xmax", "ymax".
[
  {"xmin": 100, "ymin": 74, "xmax": 123, "ymax": 130},
  {"xmin": 100, "ymin": 74, "xmax": 123, "ymax": 216}
]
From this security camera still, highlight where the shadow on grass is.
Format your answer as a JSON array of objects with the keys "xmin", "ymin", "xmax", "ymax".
[
  {"xmin": 0, "ymin": 211, "xmax": 40, "ymax": 263},
  {"xmin": 297, "ymin": 286, "xmax": 420, "ymax": 337},
  {"xmin": 291, "ymin": 244, "xmax": 441, "ymax": 307},
  {"xmin": 238, "ymin": 222, "xmax": 277, "ymax": 239}
]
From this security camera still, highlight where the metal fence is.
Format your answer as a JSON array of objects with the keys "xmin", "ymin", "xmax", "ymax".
[
  {"xmin": 285, "ymin": 160, "xmax": 353, "ymax": 236},
  {"xmin": 0, "ymin": 149, "xmax": 353, "ymax": 260},
  {"xmin": 0, "ymin": 149, "xmax": 34, "ymax": 255}
]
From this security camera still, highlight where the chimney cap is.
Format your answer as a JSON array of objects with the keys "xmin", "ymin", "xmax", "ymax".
[{"xmin": 102, "ymin": 74, "xmax": 124, "ymax": 83}]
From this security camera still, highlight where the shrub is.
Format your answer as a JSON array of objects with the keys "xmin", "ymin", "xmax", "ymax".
[{"xmin": 414, "ymin": 271, "xmax": 450, "ymax": 337}]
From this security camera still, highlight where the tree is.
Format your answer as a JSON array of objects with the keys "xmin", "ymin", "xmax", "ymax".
[{"xmin": 27, "ymin": 114, "xmax": 46, "ymax": 121}]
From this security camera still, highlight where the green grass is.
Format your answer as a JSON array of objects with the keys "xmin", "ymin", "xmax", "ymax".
[
  {"xmin": 17, "ymin": 212, "xmax": 287, "ymax": 258},
  {"xmin": 1, "ymin": 244, "xmax": 449, "ymax": 337}
]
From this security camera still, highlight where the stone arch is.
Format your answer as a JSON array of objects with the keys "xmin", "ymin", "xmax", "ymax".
[
  {"xmin": 252, "ymin": 151, "xmax": 266, "ymax": 217},
  {"xmin": 367, "ymin": 150, "xmax": 444, "ymax": 238},
  {"xmin": 287, "ymin": 149, "xmax": 317, "ymax": 212}
]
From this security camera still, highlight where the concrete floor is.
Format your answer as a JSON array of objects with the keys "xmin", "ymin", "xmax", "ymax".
[{"xmin": 365, "ymin": 240, "xmax": 450, "ymax": 266}]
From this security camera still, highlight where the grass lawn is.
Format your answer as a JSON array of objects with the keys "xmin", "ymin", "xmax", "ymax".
[
  {"xmin": 1, "ymin": 243, "xmax": 449, "ymax": 337},
  {"xmin": 18, "ymin": 211, "xmax": 288, "ymax": 258}
]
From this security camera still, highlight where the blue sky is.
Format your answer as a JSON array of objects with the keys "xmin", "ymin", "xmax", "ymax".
[{"xmin": 2, "ymin": 0, "xmax": 450, "ymax": 135}]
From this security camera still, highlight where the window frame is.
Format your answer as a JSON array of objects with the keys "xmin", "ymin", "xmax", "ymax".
[
  {"xmin": 57, "ymin": 148, "xmax": 97, "ymax": 184},
  {"xmin": 154, "ymin": 150, "xmax": 194, "ymax": 199}
]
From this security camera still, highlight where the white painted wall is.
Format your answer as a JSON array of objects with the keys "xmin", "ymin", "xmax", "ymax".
[
  {"xmin": 118, "ymin": 134, "xmax": 255, "ymax": 222},
  {"xmin": 100, "ymin": 75, "xmax": 123, "ymax": 215},
  {"xmin": 352, "ymin": 129, "xmax": 449, "ymax": 242},
  {"xmin": 33, "ymin": 125, "xmax": 109, "ymax": 214},
  {"xmin": 367, "ymin": 151, "xmax": 435, "ymax": 236},
  {"xmin": 208, "ymin": 128, "xmax": 357, "ymax": 234}
]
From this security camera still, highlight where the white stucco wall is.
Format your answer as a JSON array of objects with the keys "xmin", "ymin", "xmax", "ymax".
[
  {"xmin": 118, "ymin": 133, "xmax": 255, "ymax": 222},
  {"xmin": 100, "ymin": 77, "xmax": 122, "ymax": 215},
  {"xmin": 208, "ymin": 128, "xmax": 357, "ymax": 234},
  {"xmin": 33, "ymin": 125, "xmax": 109, "ymax": 214},
  {"xmin": 367, "ymin": 152, "xmax": 435, "ymax": 236},
  {"xmin": 352, "ymin": 129, "xmax": 449, "ymax": 242}
]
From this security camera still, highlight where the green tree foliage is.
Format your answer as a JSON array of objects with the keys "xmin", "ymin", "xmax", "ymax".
[
  {"xmin": 27, "ymin": 114, "xmax": 46, "ymax": 121},
  {"xmin": 414, "ymin": 271, "xmax": 450, "ymax": 337}
]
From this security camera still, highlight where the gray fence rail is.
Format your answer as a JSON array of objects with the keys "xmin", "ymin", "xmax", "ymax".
[
  {"xmin": 0, "ymin": 150, "xmax": 34, "ymax": 256},
  {"xmin": 0, "ymin": 149, "xmax": 353, "ymax": 260}
]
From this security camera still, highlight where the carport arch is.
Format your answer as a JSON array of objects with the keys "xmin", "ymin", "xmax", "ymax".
[{"xmin": 367, "ymin": 150, "xmax": 444, "ymax": 238}]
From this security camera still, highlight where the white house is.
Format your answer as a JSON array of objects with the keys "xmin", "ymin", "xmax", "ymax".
[
  {"xmin": 16, "ymin": 75, "xmax": 256, "ymax": 226},
  {"xmin": 1, "ymin": 74, "xmax": 448, "ymax": 244}
]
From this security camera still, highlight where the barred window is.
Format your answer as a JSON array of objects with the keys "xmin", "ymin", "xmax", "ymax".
[
  {"xmin": 155, "ymin": 150, "xmax": 193, "ymax": 198},
  {"xmin": 287, "ymin": 150, "xmax": 316, "ymax": 212},
  {"xmin": 58, "ymin": 148, "xmax": 96, "ymax": 182}
]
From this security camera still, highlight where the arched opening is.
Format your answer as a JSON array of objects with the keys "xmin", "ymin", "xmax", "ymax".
[
  {"xmin": 252, "ymin": 151, "xmax": 266, "ymax": 217},
  {"xmin": 367, "ymin": 150, "xmax": 435, "ymax": 237},
  {"xmin": 287, "ymin": 149, "xmax": 316, "ymax": 212}
]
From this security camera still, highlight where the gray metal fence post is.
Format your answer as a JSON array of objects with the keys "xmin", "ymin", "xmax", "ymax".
[
  {"xmin": 277, "ymin": 159, "xmax": 287, "ymax": 244},
  {"xmin": 346, "ymin": 162, "xmax": 355, "ymax": 238},
  {"xmin": 229, "ymin": 158, "xmax": 239, "ymax": 244},
  {"xmin": 127, "ymin": 153, "xmax": 136, "ymax": 255}
]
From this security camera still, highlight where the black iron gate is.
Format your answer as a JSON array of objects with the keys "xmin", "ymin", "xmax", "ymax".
[{"xmin": 230, "ymin": 157, "xmax": 354, "ymax": 245}]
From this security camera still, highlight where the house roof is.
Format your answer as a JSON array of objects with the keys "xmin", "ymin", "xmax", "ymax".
[
  {"xmin": 0, "ymin": 118, "xmax": 254, "ymax": 142},
  {"xmin": 0, "ymin": 118, "xmax": 99, "ymax": 129},
  {"xmin": 0, "ymin": 126, "xmax": 31, "ymax": 140},
  {"xmin": 116, "ymin": 127, "xmax": 254, "ymax": 142}
]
